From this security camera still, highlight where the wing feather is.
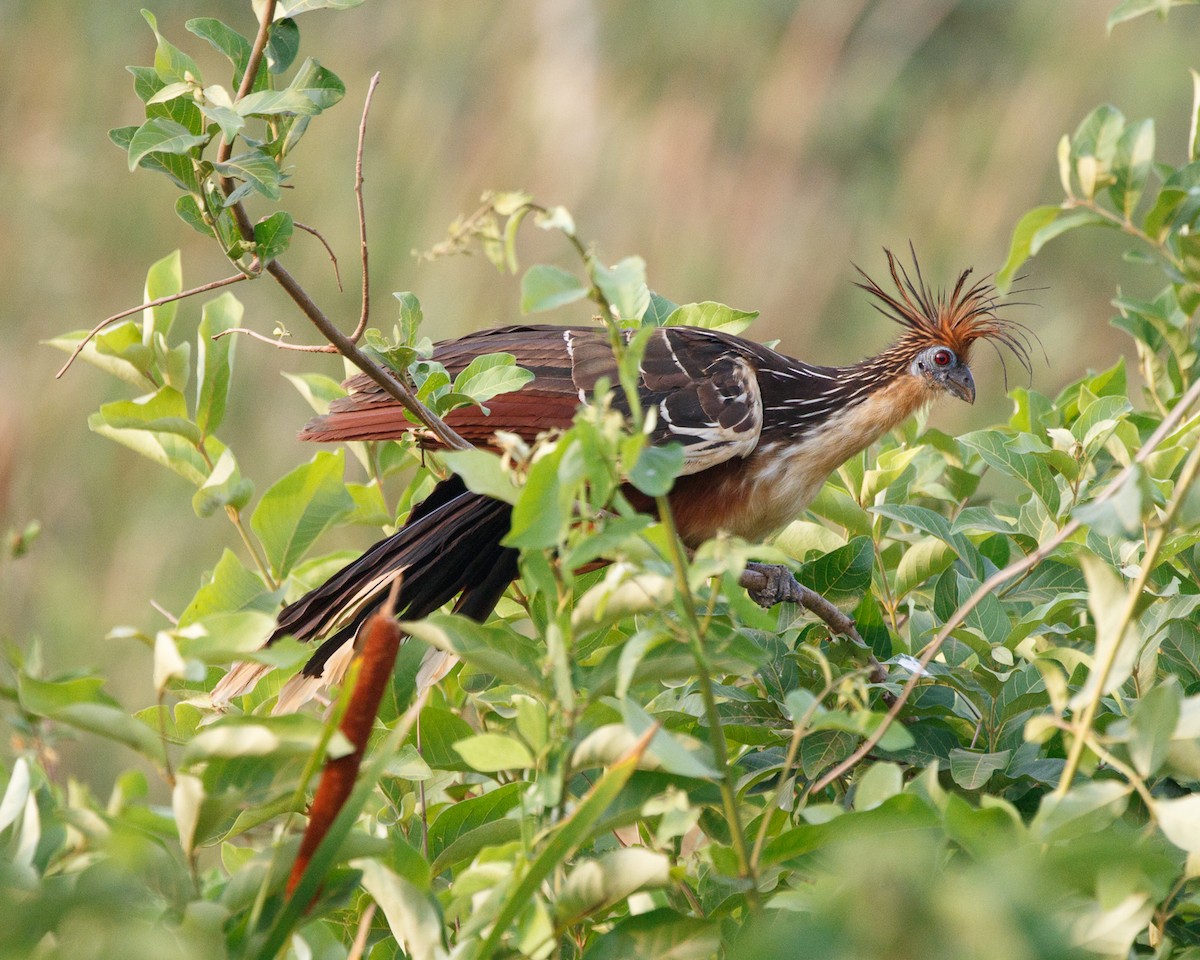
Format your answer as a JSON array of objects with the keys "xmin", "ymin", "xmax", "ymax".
[{"xmin": 298, "ymin": 324, "xmax": 765, "ymax": 474}]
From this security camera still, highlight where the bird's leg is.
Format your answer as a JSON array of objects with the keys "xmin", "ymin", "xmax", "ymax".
[{"xmin": 738, "ymin": 562, "xmax": 889, "ymax": 687}]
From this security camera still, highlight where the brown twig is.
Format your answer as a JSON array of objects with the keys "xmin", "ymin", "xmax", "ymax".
[
  {"xmin": 293, "ymin": 221, "xmax": 344, "ymax": 292},
  {"xmin": 348, "ymin": 73, "xmax": 382, "ymax": 345},
  {"xmin": 287, "ymin": 577, "xmax": 405, "ymax": 898},
  {"xmin": 213, "ymin": 327, "xmax": 336, "ymax": 353},
  {"xmin": 218, "ymin": 0, "xmax": 277, "ymax": 166},
  {"xmin": 803, "ymin": 374, "xmax": 1200, "ymax": 800},
  {"xmin": 56, "ymin": 273, "xmax": 249, "ymax": 379}
]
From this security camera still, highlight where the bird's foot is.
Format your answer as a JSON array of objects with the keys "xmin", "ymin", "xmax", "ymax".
[{"xmin": 738, "ymin": 562, "xmax": 890, "ymax": 690}]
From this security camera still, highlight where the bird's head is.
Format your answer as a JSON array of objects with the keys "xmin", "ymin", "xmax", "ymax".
[{"xmin": 855, "ymin": 247, "xmax": 1033, "ymax": 405}]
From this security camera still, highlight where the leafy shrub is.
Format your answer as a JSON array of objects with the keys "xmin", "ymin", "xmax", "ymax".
[{"xmin": 5, "ymin": 2, "xmax": 1200, "ymax": 959}]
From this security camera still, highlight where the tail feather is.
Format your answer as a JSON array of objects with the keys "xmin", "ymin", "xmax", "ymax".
[{"xmin": 210, "ymin": 477, "xmax": 518, "ymax": 708}]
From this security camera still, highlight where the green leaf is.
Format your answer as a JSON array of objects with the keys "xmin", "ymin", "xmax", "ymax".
[
  {"xmin": 178, "ymin": 549, "xmax": 275, "ymax": 625},
  {"xmin": 126, "ymin": 117, "xmax": 208, "ymax": 171},
  {"xmin": 893, "ymin": 539, "xmax": 955, "ymax": 601},
  {"xmin": 557, "ymin": 848, "xmax": 670, "ymax": 925},
  {"xmin": 426, "ymin": 781, "xmax": 527, "ymax": 862},
  {"xmin": 186, "ymin": 17, "xmax": 252, "ymax": 81},
  {"xmin": 453, "ymin": 733, "xmax": 534, "ymax": 773},
  {"xmin": 1107, "ymin": 0, "xmax": 1199, "ymax": 31},
  {"xmin": 96, "ymin": 386, "xmax": 200, "ymax": 442},
  {"xmin": 643, "ymin": 291, "xmax": 679, "ymax": 326},
  {"xmin": 266, "ymin": 18, "xmax": 300, "ymax": 74},
  {"xmin": 1070, "ymin": 553, "xmax": 1140, "ymax": 708},
  {"xmin": 175, "ymin": 194, "xmax": 215, "ymax": 237},
  {"xmin": 441, "ymin": 448, "xmax": 520, "ymax": 505},
  {"xmin": 1129, "ymin": 677, "xmax": 1182, "ymax": 777},
  {"xmin": 1155, "ymin": 794, "xmax": 1200, "ymax": 852},
  {"xmin": 358, "ymin": 860, "xmax": 445, "ymax": 960},
  {"xmin": 192, "ymin": 448, "xmax": 254, "ymax": 518},
  {"xmin": 141, "ymin": 249, "xmax": 183, "ymax": 348},
  {"xmin": 250, "ymin": 450, "xmax": 354, "ymax": 579},
  {"xmin": 948, "ymin": 749, "xmax": 1010, "ymax": 790},
  {"xmin": 628, "ymin": 443, "xmax": 684, "ymax": 497},
  {"xmin": 1031, "ymin": 780, "xmax": 1130, "ymax": 842},
  {"xmin": 467, "ymin": 729, "xmax": 654, "ymax": 957},
  {"xmin": 253, "ymin": 211, "xmax": 293, "ymax": 263},
  {"xmin": 996, "ymin": 205, "xmax": 1061, "ymax": 289},
  {"xmin": 520, "ymin": 264, "xmax": 589, "ymax": 313},
  {"xmin": 88, "ymin": 414, "xmax": 213, "ymax": 485},
  {"xmin": 959, "ymin": 430, "xmax": 1061, "ymax": 515},
  {"xmin": 275, "ymin": 0, "xmax": 367, "ymax": 15},
  {"xmin": 795, "ymin": 536, "xmax": 873, "ymax": 608},
  {"xmin": 142, "ymin": 9, "xmax": 201, "ymax": 85},
  {"xmin": 213, "ymin": 150, "xmax": 283, "ymax": 204},
  {"xmin": 663, "ymin": 302, "xmax": 759, "ymax": 334},
  {"xmin": 394, "ymin": 291, "xmax": 424, "ymax": 346},
  {"xmin": 1110, "ymin": 118, "xmax": 1155, "ymax": 218},
  {"xmin": 402, "ymin": 614, "xmax": 545, "ymax": 692},
  {"xmin": 591, "ymin": 255, "xmax": 650, "ymax": 323},
  {"xmin": 196, "ymin": 292, "xmax": 242, "ymax": 435},
  {"xmin": 453, "ymin": 352, "xmax": 534, "ymax": 404}
]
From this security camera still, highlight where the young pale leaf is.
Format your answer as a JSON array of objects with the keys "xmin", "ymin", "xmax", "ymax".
[
  {"xmin": 520, "ymin": 264, "xmax": 588, "ymax": 313},
  {"xmin": 1155, "ymin": 794, "xmax": 1200, "ymax": 852},
  {"xmin": 196, "ymin": 292, "xmax": 242, "ymax": 435},
  {"xmin": 1128, "ymin": 677, "xmax": 1182, "ymax": 777},
  {"xmin": 1030, "ymin": 779, "xmax": 1130, "ymax": 843},
  {"xmin": 591, "ymin": 255, "xmax": 650, "ymax": 322},
  {"xmin": 358, "ymin": 861, "xmax": 445, "ymax": 960},
  {"xmin": 453, "ymin": 733, "xmax": 534, "ymax": 773},
  {"xmin": 441, "ymin": 448, "xmax": 520, "ymax": 505},
  {"xmin": 143, "ymin": 249, "xmax": 183, "ymax": 348},
  {"xmin": 997, "ymin": 206, "xmax": 1062, "ymax": 289},
  {"xmin": 1110, "ymin": 118, "xmax": 1154, "ymax": 218},
  {"xmin": 1069, "ymin": 554, "xmax": 1140, "ymax": 708},
  {"xmin": 96, "ymin": 387, "xmax": 201, "ymax": 443},
  {"xmin": 662, "ymin": 302, "xmax": 759, "ymax": 334},
  {"xmin": 143, "ymin": 9, "xmax": 201, "ymax": 85},
  {"xmin": 249, "ymin": 449, "xmax": 354, "ymax": 579},
  {"xmin": 192, "ymin": 447, "xmax": 254, "ymax": 518},
  {"xmin": 556, "ymin": 848, "xmax": 671, "ymax": 925},
  {"xmin": 273, "ymin": 0, "xmax": 367, "ymax": 16}
]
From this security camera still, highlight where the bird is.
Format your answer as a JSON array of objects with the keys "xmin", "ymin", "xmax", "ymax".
[{"xmin": 212, "ymin": 249, "xmax": 1030, "ymax": 709}]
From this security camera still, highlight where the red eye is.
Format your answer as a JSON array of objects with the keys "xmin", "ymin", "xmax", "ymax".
[{"xmin": 933, "ymin": 349, "xmax": 952, "ymax": 366}]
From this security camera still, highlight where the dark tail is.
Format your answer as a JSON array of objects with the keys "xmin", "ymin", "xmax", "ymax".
[{"xmin": 211, "ymin": 477, "xmax": 518, "ymax": 706}]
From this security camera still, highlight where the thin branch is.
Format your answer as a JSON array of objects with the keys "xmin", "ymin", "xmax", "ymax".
[
  {"xmin": 56, "ymin": 273, "xmax": 249, "ymax": 378},
  {"xmin": 803, "ymin": 374, "xmax": 1200, "ymax": 799},
  {"xmin": 218, "ymin": 0, "xmax": 277, "ymax": 166},
  {"xmin": 214, "ymin": 327, "xmax": 336, "ymax": 353},
  {"xmin": 348, "ymin": 73, "xmax": 382, "ymax": 345},
  {"xmin": 294, "ymin": 221, "xmax": 344, "ymax": 292},
  {"xmin": 266, "ymin": 259, "xmax": 472, "ymax": 450}
]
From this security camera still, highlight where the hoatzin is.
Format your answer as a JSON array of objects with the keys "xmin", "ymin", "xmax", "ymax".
[{"xmin": 213, "ymin": 250, "xmax": 1029, "ymax": 709}]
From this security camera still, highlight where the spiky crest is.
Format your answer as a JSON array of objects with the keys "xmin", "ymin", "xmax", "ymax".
[{"xmin": 853, "ymin": 245, "xmax": 1034, "ymax": 381}]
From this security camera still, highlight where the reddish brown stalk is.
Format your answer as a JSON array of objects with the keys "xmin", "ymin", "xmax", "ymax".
[{"xmin": 286, "ymin": 607, "xmax": 403, "ymax": 898}]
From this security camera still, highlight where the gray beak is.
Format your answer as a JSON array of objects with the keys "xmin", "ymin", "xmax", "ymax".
[{"xmin": 944, "ymin": 365, "xmax": 976, "ymax": 404}]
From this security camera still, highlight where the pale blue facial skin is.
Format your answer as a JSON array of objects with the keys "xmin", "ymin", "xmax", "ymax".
[{"xmin": 910, "ymin": 345, "xmax": 976, "ymax": 404}]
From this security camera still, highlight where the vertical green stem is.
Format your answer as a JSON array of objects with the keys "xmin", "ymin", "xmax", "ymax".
[{"xmin": 654, "ymin": 494, "xmax": 759, "ymax": 909}]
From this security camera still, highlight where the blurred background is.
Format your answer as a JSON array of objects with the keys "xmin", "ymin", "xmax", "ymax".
[{"xmin": 1, "ymin": 1, "xmax": 1196, "ymax": 780}]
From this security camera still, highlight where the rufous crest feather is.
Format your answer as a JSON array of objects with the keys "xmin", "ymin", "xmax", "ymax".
[{"xmin": 854, "ymin": 245, "xmax": 1034, "ymax": 380}]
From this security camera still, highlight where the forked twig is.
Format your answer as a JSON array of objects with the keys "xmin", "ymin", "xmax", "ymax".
[
  {"xmin": 347, "ymin": 72, "xmax": 382, "ymax": 345},
  {"xmin": 294, "ymin": 221, "xmax": 343, "ymax": 291},
  {"xmin": 213, "ymin": 327, "xmax": 336, "ymax": 352}
]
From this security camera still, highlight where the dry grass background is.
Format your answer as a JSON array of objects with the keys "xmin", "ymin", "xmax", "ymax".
[{"xmin": 1, "ymin": 0, "xmax": 1195, "ymax": 778}]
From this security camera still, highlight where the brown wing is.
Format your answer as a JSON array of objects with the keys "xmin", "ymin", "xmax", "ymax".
[{"xmin": 299, "ymin": 324, "xmax": 764, "ymax": 475}]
